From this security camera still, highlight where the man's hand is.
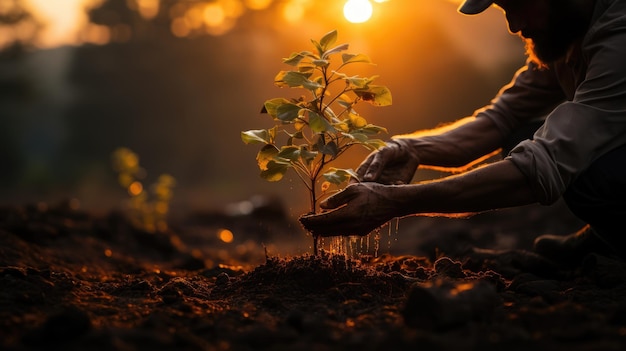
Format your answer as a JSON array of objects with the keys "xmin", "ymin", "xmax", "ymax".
[
  {"xmin": 299, "ymin": 182, "xmax": 401, "ymax": 237},
  {"xmin": 356, "ymin": 138, "xmax": 420, "ymax": 185}
]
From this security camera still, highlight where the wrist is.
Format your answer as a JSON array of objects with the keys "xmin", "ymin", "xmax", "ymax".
[
  {"xmin": 390, "ymin": 138, "xmax": 421, "ymax": 162},
  {"xmin": 387, "ymin": 184, "xmax": 420, "ymax": 217}
]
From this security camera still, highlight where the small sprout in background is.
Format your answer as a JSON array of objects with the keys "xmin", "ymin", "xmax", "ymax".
[
  {"xmin": 111, "ymin": 147, "xmax": 176, "ymax": 233},
  {"xmin": 242, "ymin": 29, "xmax": 392, "ymax": 255}
]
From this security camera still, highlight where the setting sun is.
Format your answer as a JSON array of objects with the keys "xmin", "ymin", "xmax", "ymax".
[{"xmin": 343, "ymin": 0, "xmax": 373, "ymax": 23}]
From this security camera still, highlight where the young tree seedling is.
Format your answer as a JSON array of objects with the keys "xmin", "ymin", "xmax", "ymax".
[{"xmin": 242, "ymin": 29, "xmax": 392, "ymax": 255}]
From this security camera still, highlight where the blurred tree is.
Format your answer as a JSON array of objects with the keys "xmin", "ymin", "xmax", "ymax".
[
  {"xmin": 88, "ymin": 0, "xmax": 189, "ymax": 42},
  {"xmin": 0, "ymin": 0, "xmax": 42, "ymax": 186},
  {"xmin": 0, "ymin": 0, "xmax": 42, "ymax": 54},
  {"xmin": 86, "ymin": 0, "xmax": 280, "ymax": 43}
]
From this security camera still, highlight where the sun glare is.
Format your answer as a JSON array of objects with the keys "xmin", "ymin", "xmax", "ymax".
[
  {"xmin": 18, "ymin": 0, "xmax": 392, "ymax": 48},
  {"xmin": 343, "ymin": 0, "xmax": 373, "ymax": 23}
]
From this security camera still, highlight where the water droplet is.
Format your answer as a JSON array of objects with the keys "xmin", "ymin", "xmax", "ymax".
[{"xmin": 373, "ymin": 229, "xmax": 380, "ymax": 258}]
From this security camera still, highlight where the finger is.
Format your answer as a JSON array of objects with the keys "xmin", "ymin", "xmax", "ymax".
[
  {"xmin": 303, "ymin": 209, "xmax": 374, "ymax": 237},
  {"xmin": 362, "ymin": 151, "xmax": 388, "ymax": 181},
  {"xmin": 298, "ymin": 208, "xmax": 351, "ymax": 237},
  {"xmin": 319, "ymin": 184, "xmax": 360, "ymax": 209},
  {"xmin": 355, "ymin": 154, "xmax": 374, "ymax": 181}
]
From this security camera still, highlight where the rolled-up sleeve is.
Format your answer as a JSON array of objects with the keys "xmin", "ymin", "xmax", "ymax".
[{"xmin": 477, "ymin": 61, "xmax": 566, "ymax": 137}]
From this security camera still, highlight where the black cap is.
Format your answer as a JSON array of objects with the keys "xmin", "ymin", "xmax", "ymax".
[{"xmin": 458, "ymin": 0, "xmax": 494, "ymax": 15}]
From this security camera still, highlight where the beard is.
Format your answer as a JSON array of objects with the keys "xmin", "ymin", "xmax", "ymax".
[{"xmin": 523, "ymin": 0, "xmax": 591, "ymax": 68}]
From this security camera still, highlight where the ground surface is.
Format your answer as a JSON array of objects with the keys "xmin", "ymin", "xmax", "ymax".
[{"xmin": 2, "ymin": 199, "xmax": 626, "ymax": 351}]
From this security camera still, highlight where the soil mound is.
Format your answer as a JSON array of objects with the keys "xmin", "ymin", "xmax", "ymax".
[{"xmin": 2, "ymin": 202, "xmax": 626, "ymax": 350}]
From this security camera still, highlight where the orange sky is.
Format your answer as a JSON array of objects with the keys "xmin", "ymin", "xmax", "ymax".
[
  {"xmin": 16, "ymin": 0, "xmax": 521, "ymax": 80},
  {"xmin": 20, "ymin": 1, "xmax": 474, "ymax": 49}
]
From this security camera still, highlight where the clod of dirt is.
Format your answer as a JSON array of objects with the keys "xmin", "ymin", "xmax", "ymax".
[{"xmin": 402, "ymin": 278, "xmax": 499, "ymax": 330}]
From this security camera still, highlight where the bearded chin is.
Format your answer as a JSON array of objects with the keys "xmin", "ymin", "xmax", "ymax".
[
  {"xmin": 522, "ymin": 0, "xmax": 591, "ymax": 69},
  {"xmin": 524, "ymin": 37, "xmax": 571, "ymax": 69},
  {"xmin": 524, "ymin": 39, "xmax": 548, "ymax": 69}
]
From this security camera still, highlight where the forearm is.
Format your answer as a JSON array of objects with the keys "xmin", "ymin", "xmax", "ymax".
[
  {"xmin": 393, "ymin": 159, "xmax": 535, "ymax": 217},
  {"xmin": 395, "ymin": 116, "xmax": 505, "ymax": 170}
]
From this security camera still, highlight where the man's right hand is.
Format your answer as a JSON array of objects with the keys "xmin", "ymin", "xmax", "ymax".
[
  {"xmin": 355, "ymin": 138, "xmax": 420, "ymax": 185},
  {"xmin": 299, "ymin": 182, "xmax": 401, "ymax": 237}
]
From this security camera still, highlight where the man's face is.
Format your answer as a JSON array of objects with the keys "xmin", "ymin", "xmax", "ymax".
[{"xmin": 494, "ymin": 0, "xmax": 591, "ymax": 66}]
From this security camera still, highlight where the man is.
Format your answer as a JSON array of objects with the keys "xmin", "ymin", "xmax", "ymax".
[{"xmin": 299, "ymin": 0, "xmax": 626, "ymax": 264}]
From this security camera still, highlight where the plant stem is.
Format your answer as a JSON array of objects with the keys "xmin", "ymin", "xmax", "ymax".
[
  {"xmin": 313, "ymin": 235, "xmax": 319, "ymax": 256},
  {"xmin": 309, "ymin": 172, "xmax": 319, "ymax": 255},
  {"xmin": 309, "ymin": 151, "xmax": 330, "ymax": 256}
]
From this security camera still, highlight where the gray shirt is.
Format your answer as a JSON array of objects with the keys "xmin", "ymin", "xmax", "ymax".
[{"xmin": 478, "ymin": 0, "xmax": 626, "ymax": 205}]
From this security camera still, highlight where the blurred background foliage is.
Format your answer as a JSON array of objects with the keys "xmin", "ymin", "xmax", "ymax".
[{"xmin": 0, "ymin": 0, "xmax": 525, "ymax": 219}]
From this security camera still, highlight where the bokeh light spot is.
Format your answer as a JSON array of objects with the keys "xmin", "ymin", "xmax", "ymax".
[
  {"xmin": 171, "ymin": 17, "xmax": 191, "ymax": 37},
  {"xmin": 220, "ymin": 0, "xmax": 245, "ymax": 18},
  {"xmin": 204, "ymin": 3, "xmax": 226, "ymax": 27},
  {"xmin": 128, "ymin": 181, "xmax": 143, "ymax": 196},
  {"xmin": 186, "ymin": 6, "xmax": 205, "ymax": 29},
  {"xmin": 169, "ymin": 3, "xmax": 187, "ymax": 18},
  {"xmin": 218, "ymin": 229, "xmax": 234, "ymax": 243},
  {"xmin": 282, "ymin": 1, "xmax": 305, "ymax": 23},
  {"xmin": 83, "ymin": 24, "xmax": 110, "ymax": 45},
  {"xmin": 136, "ymin": 0, "xmax": 160, "ymax": 19},
  {"xmin": 244, "ymin": 0, "xmax": 273, "ymax": 10}
]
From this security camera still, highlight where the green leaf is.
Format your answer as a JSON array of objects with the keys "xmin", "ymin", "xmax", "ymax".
[
  {"xmin": 319, "ymin": 30, "xmax": 337, "ymax": 51},
  {"xmin": 273, "ymin": 71, "xmax": 290, "ymax": 88},
  {"xmin": 277, "ymin": 145, "xmax": 300, "ymax": 161},
  {"xmin": 311, "ymin": 39, "xmax": 323, "ymax": 57},
  {"xmin": 334, "ymin": 121, "xmax": 350, "ymax": 132},
  {"xmin": 337, "ymin": 100, "xmax": 352, "ymax": 109},
  {"xmin": 343, "ymin": 132, "xmax": 368, "ymax": 142},
  {"xmin": 355, "ymin": 85, "xmax": 392, "ymax": 106},
  {"xmin": 364, "ymin": 139, "xmax": 387, "ymax": 150},
  {"xmin": 297, "ymin": 62, "xmax": 316, "ymax": 73},
  {"xmin": 345, "ymin": 76, "xmax": 370, "ymax": 89},
  {"xmin": 264, "ymin": 98, "xmax": 291, "ymax": 119},
  {"xmin": 283, "ymin": 52, "xmax": 304, "ymax": 66},
  {"xmin": 332, "ymin": 71, "xmax": 348, "ymax": 79},
  {"xmin": 323, "ymin": 43, "xmax": 350, "ymax": 58},
  {"xmin": 260, "ymin": 160, "xmax": 289, "ymax": 182},
  {"xmin": 359, "ymin": 124, "xmax": 388, "ymax": 135},
  {"xmin": 323, "ymin": 168, "xmax": 359, "ymax": 184},
  {"xmin": 342, "ymin": 124, "xmax": 387, "ymax": 146},
  {"xmin": 299, "ymin": 51, "xmax": 317, "ymax": 58},
  {"xmin": 341, "ymin": 53, "xmax": 372, "ymax": 65},
  {"xmin": 315, "ymin": 137, "xmax": 339, "ymax": 157},
  {"xmin": 277, "ymin": 102, "xmax": 302, "ymax": 122},
  {"xmin": 337, "ymin": 93, "xmax": 354, "ymax": 109},
  {"xmin": 348, "ymin": 113, "xmax": 368, "ymax": 128},
  {"xmin": 256, "ymin": 144, "xmax": 279, "ymax": 170},
  {"xmin": 299, "ymin": 145, "xmax": 317, "ymax": 164},
  {"xmin": 280, "ymin": 71, "xmax": 323, "ymax": 91},
  {"xmin": 309, "ymin": 111, "xmax": 334, "ymax": 133},
  {"xmin": 312, "ymin": 59, "xmax": 330, "ymax": 67},
  {"xmin": 241, "ymin": 129, "xmax": 271, "ymax": 144}
]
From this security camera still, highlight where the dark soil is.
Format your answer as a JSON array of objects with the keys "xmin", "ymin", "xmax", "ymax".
[{"xmin": 2, "ymin": 199, "xmax": 626, "ymax": 351}]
